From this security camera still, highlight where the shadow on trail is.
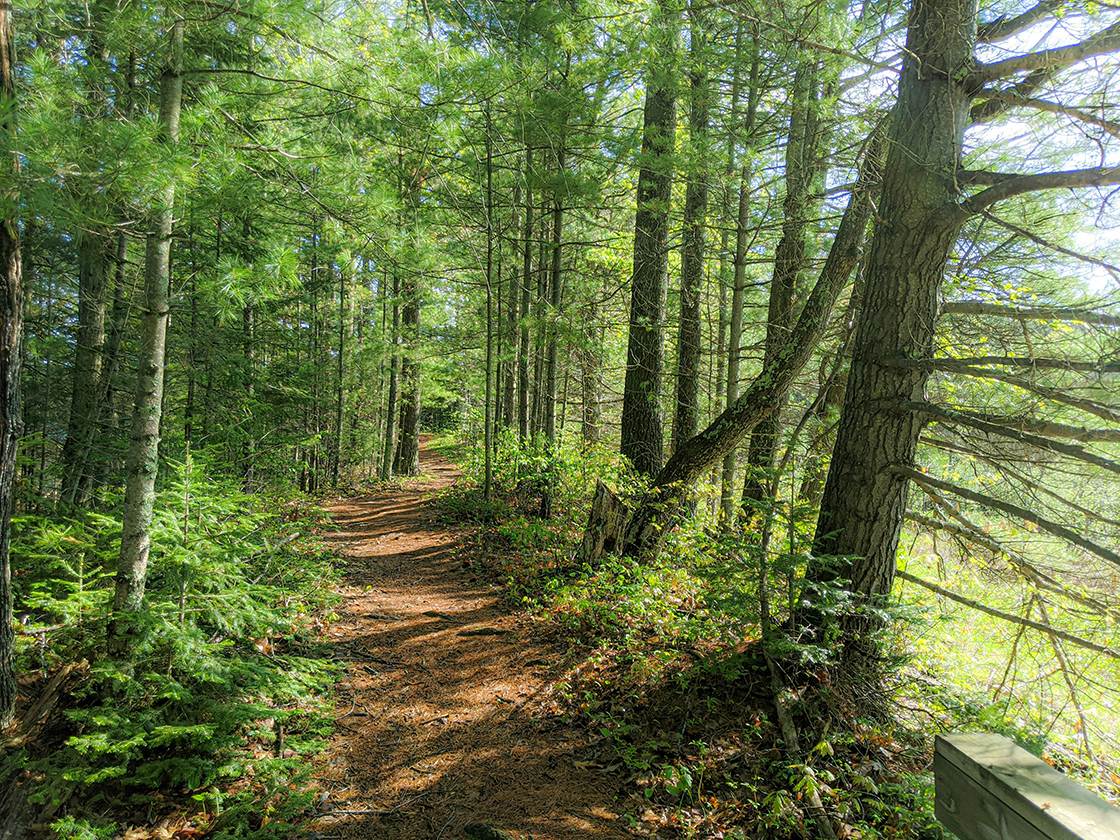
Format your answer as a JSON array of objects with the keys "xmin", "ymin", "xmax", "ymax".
[{"xmin": 308, "ymin": 442, "xmax": 627, "ymax": 840}]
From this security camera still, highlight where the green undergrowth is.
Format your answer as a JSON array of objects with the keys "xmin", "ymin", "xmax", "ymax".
[
  {"xmin": 4, "ymin": 454, "xmax": 341, "ymax": 839},
  {"xmin": 433, "ymin": 442, "xmax": 1081, "ymax": 839}
]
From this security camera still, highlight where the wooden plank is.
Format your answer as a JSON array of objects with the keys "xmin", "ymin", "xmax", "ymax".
[{"xmin": 935, "ymin": 733, "xmax": 1120, "ymax": 840}]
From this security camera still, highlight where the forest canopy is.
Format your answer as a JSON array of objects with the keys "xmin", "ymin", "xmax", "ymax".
[{"xmin": 1, "ymin": 0, "xmax": 1120, "ymax": 834}]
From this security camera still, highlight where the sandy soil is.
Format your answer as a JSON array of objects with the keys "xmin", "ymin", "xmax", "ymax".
[{"xmin": 307, "ymin": 439, "xmax": 629, "ymax": 840}]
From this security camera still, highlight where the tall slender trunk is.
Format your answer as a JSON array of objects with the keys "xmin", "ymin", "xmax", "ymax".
[
  {"xmin": 621, "ymin": 0, "xmax": 677, "ymax": 477},
  {"xmin": 530, "ymin": 211, "xmax": 547, "ymax": 438},
  {"xmin": 517, "ymin": 149, "xmax": 533, "ymax": 441},
  {"xmin": 331, "ymin": 261, "xmax": 347, "ymax": 487},
  {"xmin": 503, "ymin": 182, "xmax": 520, "ymax": 430},
  {"xmin": 671, "ymin": 4, "xmax": 709, "ymax": 454},
  {"xmin": 580, "ymin": 293, "xmax": 602, "ymax": 446},
  {"xmin": 60, "ymin": 233, "xmax": 113, "ymax": 505},
  {"xmin": 720, "ymin": 166, "xmax": 752, "ymax": 520},
  {"xmin": 242, "ymin": 301, "xmax": 255, "ymax": 486},
  {"xmin": 484, "ymin": 108, "xmax": 494, "ymax": 500},
  {"xmin": 381, "ymin": 273, "xmax": 400, "ymax": 481},
  {"xmin": 543, "ymin": 154, "xmax": 564, "ymax": 447},
  {"xmin": 108, "ymin": 16, "xmax": 184, "ymax": 660},
  {"xmin": 393, "ymin": 268, "xmax": 421, "ymax": 476},
  {"xmin": 0, "ymin": 0, "xmax": 24, "ymax": 727},
  {"xmin": 742, "ymin": 61, "xmax": 818, "ymax": 515},
  {"xmin": 718, "ymin": 22, "xmax": 758, "ymax": 521}
]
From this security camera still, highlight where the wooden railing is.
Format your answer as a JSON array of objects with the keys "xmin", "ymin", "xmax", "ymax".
[{"xmin": 935, "ymin": 733, "xmax": 1120, "ymax": 840}]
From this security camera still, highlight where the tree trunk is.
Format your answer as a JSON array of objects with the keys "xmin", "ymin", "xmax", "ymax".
[
  {"xmin": 620, "ymin": 0, "xmax": 677, "ymax": 478},
  {"xmin": 394, "ymin": 361, "xmax": 421, "ymax": 476},
  {"xmin": 741, "ymin": 61, "xmax": 818, "ymax": 516},
  {"xmin": 671, "ymin": 5, "xmax": 708, "ymax": 454},
  {"xmin": 543, "ymin": 165, "xmax": 563, "ymax": 447},
  {"xmin": 720, "ymin": 166, "xmax": 751, "ymax": 521},
  {"xmin": 242, "ymin": 301, "xmax": 255, "ymax": 487},
  {"xmin": 381, "ymin": 272, "xmax": 400, "ymax": 481},
  {"xmin": 517, "ymin": 149, "xmax": 533, "ymax": 442},
  {"xmin": 580, "ymin": 294, "xmax": 602, "ymax": 446},
  {"xmin": 503, "ymin": 181, "xmax": 520, "ymax": 430},
  {"xmin": 615, "ymin": 130, "xmax": 883, "ymax": 561},
  {"xmin": 393, "ymin": 270, "xmax": 421, "ymax": 476},
  {"xmin": 108, "ymin": 16, "xmax": 183, "ymax": 661},
  {"xmin": 484, "ymin": 111, "xmax": 494, "ymax": 500},
  {"xmin": 0, "ymin": 0, "xmax": 24, "ymax": 728},
  {"xmin": 808, "ymin": 0, "xmax": 977, "ymax": 655},
  {"xmin": 59, "ymin": 232, "xmax": 112, "ymax": 506},
  {"xmin": 718, "ymin": 24, "xmax": 759, "ymax": 523},
  {"xmin": 332, "ymin": 261, "xmax": 347, "ymax": 488}
]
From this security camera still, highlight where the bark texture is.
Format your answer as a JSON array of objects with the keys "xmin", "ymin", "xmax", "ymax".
[
  {"xmin": 618, "ymin": 131, "xmax": 883, "ymax": 560},
  {"xmin": 109, "ymin": 17, "xmax": 183, "ymax": 659},
  {"xmin": 621, "ymin": 0, "xmax": 676, "ymax": 477},
  {"xmin": 0, "ymin": 0, "xmax": 22, "ymax": 728},
  {"xmin": 741, "ymin": 62, "xmax": 817, "ymax": 513},
  {"xmin": 809, "ymin": 0, "xmax": 977, "ymax": 625},
  {"xmin": 59, "ymin": 232, "xmax": 113, "ymax": 505},
  {"xmin": 671, "ymin": 6, "xmax": 709, "ymax": 454}
]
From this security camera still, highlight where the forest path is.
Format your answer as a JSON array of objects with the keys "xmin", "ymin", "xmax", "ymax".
[{"xmin": 308, "ymin": 437, "xmax": 628, "ymax": 840}]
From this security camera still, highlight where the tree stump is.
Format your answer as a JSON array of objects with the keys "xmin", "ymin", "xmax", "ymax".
[{"xmin": 578, "ymin": 480, "xmax": 628, "ymax": 565}]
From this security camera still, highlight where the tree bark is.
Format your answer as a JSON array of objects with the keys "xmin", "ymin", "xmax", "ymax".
[
  {"xmin": 615, "ymin": 130, "xmax": 883, "ymax": 561},
  {"xmin": 0, "ymin": 0, "xmax": 23, "ymax": 728},
  {"xmin": 620, "ymin": 0, "xmax": 677, "ymax": 478},
  {"xmin": 517, "ymin": 150, "xmax": 533, "ymax": 442},
  {"xmin": 502, "ymin": 181, "xmax": 520, "ymax": 430},
  {"xmin": 381, "ymin": 272, "xmax": 400, "ymax": 481},
  {"xmin": 108, "ymin": 15, "xmax": 183, "ymax": 660},
  {"xmin": 670, "ymin": 5, "xmax": 708, "ymax": 454},
  {"xmin": 807, "ymin": 0, "xmax": 979, "ymax": 655},
  {"xmin": 741, "ymin": 61, "xmax": 818, "ymax": 515},
  {"xmin": 393, "ymin": 272, "xmax": 421, "ymax": 477},
  {"xmin": 720, "ymin": 167, "xmax": 752, "ymax": 521},
  {"xmin": 543, "ymin": 154, "xmax": 564, "ymax": 448},
  {"xmin": 59, "ymin": 232, "xmax": 113, "ymax": 506},
  {"xmin": 332, "ymin": 261, "xmax": 347, "ymax": 488},
  {"xmin": 580, "ymin": 294, "xmax": 602, "ymax": 446}
]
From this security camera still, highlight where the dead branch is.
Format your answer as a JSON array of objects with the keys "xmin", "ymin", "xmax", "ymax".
[
  {"xmin": 904, "ymin": 400, "xmax": 1120, "ymax": 475},
  {"xmin": 940, "ymin": 300, "xmax": 1120, "ymax": 326},
  {"xmin": 970, "ymin": 20, "xmax": 1120, "ymax": 85},
  {"xmin": 895, "ymin": 465, "xmax": 1120, "ymax": 569},
  {"xmin": 895, "ymin": 571, "xmax": 1120, "ymax": 662}
]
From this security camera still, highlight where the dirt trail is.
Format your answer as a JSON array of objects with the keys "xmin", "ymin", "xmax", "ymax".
[{"xmin": 309, "ymin": 439, "xmax": 627, "ymax": 840}]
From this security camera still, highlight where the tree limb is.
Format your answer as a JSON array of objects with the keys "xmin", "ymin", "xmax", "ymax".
[
  {"xmin": 895, "ymin": 465, "xmax": 1120, "ymax": 569},
  {"xmin": 972, "ymin": 89, "xmax": 1120, "ymax": 138},
  {"xmin": 922, "ymin": 409, "xmax": 1120, "ymax": 443},
  {"xmin": 959, "ymin": 165, "xmax": 1120, "ymax": 217},
  {"xmin": 916, "ymin": 364, "xmax": 1120, "ymax": 424},
  {"xmin": 979, "ymin": 211, "xmax": 1120, "ymax": 278},
  {"xmin": 906, "ymin": 508, "xmax": 1119, "ymax": 618},
  {"xmin": 904, "ymin": 399, "xmax": 1120, "ymax": 475},
  {"xmin": 970, "ymin": 69, "xmax": 1055, "ymax": 124},
  {"xmin": 896, "ymin": 570, "xmax": 1120, "ymax": 662},
  {"xmin": 969, "ymin": 20, "xmax": 1120, "ymax": 85},
  {"xmin": 940, "ymin": 300, "xmax": 1120, "ymax": 326},
  {"xmin": 977, "ymin": 0, "xmax": 1068, "ymax": 43},
  {"xmin": 900, "ymin": 355, "xmax": 1120, "ymax": 375},
  {"xmin": 921, "ymin": 434, "xmax": 1120, "ymax": 528}
]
